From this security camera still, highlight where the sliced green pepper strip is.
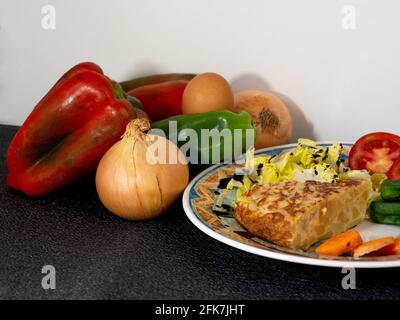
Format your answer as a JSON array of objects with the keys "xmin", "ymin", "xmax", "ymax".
[
  {"xmin": 381, "ymin": 180, "xmax": 400, "ymax": 201},
  {"xmin": 371, "ymin": 212, "xmax": 400, "ymax": 225},
  {"xmin": 151, "ymin": 110, "xmax": 255, "ymax": 165},
  {"xmin": 370, "ymin": 200, "xmax": 400, "ymax": 225}
]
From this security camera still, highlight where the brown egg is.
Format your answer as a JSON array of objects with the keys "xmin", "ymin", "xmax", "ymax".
[{"xmin": 182, "ymin": 73, "xmax": 234, "ymax": 114}]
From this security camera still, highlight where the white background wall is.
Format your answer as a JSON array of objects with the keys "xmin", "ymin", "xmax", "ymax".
[{"xmin": 1, "ymin": 0, "xmax": 399, "ymax": 141}]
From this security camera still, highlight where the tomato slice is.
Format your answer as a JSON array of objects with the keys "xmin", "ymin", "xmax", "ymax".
[
  {"xmin": 388, "ymin": 159, "xmax": 400, "ymax": 180},
  {"xmin": 349, "ymin": 132, "xmax": 400, "ymax": 174}
]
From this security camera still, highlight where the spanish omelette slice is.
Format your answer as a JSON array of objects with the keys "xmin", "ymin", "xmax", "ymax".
[{"xmin": 234, "ymin": 179, "xmax": 372, "ymax": 250}]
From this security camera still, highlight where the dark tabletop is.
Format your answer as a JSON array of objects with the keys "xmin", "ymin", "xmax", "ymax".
[{"xmin": 0, "ymin": 124, "xmax": 399, "ymax": 300}]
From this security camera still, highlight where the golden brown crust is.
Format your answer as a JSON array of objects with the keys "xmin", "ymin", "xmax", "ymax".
[
  {"xmin": 235, "ymin": 206, "xmax": 293, "ymax": 248},
  {"xmin": 234, "ymin": 180, "xmax": 371, "ymax": 250}
]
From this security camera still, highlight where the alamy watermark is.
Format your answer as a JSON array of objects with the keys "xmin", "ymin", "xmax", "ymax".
[
  {"xmin": 146, "ymin": 122, "xmax": 255, "ymax": 165},
  {"xmin": 342, "ymin": 5, "xmax": 356, "ymax": 30},
  {"xmin": 341, "ymin": 267, "xmax": 356, "ymax": 290},
  {"xmin": 41, "ymin": 5, "xmax": 56, "ymax": 30},
  {"xmin": 42, "ymin": 265, "xmax": 56, "ymax": 290}
]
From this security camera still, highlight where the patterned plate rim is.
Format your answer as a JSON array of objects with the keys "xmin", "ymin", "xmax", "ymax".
[{"xmin": 182, "ymin": 141, "xmax": 400, "ymax": 268}]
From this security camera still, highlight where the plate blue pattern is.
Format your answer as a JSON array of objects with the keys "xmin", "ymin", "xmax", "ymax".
[{"xmin": 183, "ymin": 142, "xmax": 400, "ymax": 268}]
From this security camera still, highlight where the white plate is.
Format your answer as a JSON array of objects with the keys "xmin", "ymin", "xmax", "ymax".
[{"xmin": 182, "ymin": 142, "xmax": 400, "ymax": 268}]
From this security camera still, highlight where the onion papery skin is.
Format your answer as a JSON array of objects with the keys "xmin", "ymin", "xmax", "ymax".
[{"xmin": 95, "ymin": 134, "xmax": 189, "ymax": 220}]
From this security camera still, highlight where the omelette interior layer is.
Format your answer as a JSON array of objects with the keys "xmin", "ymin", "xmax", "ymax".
[{"xmin": 234, "ymin": 179, "xmax": 372, "ymax": 250}]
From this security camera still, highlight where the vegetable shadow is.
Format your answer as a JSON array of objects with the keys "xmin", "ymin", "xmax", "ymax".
[{"xmin": 231, "ymin": 73, "xmax": 315, "ymax": 141}]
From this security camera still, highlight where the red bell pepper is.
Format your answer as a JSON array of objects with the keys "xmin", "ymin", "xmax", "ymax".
[
  {"xmin": 127, "ymin": 80, "xmax": 189, "ymax": 122},
  {"xmin": 7, "ymin": 62, "xmax": 136, "ymax": 197},
  {"xmin": 120, "ymin": 73, "xmax": 196, "ymax": 92}
]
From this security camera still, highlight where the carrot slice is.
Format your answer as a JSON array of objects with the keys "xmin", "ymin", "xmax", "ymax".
[
  {"xmin": 316, "ymin": 230, "xmax": 363, "ymax": 256},
  {"xmin": 377, "ymin": 238, "xmax": 400, "ymax": 256},
  {"xmin": 353, "ymin": 237, "xmax": 395, "ymax": 258}
]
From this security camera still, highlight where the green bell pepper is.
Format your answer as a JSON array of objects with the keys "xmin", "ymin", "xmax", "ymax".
[{"xmin": 151, "ymin": 110, "xmax": 255, "ymax": 165}]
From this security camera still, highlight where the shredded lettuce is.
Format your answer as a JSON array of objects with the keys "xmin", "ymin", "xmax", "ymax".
[{"xmin": 215, "ymin": 139, "xmax": 374, "ymax": 213}]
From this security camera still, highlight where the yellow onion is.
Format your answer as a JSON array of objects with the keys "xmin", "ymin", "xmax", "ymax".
[
  {"xmin": 133, "ymin": 107, "xmax": 149, "ymax": 120},
  {"xmin": 95, "ymin": 118, "xmax": 189, "ymax": 220}
]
